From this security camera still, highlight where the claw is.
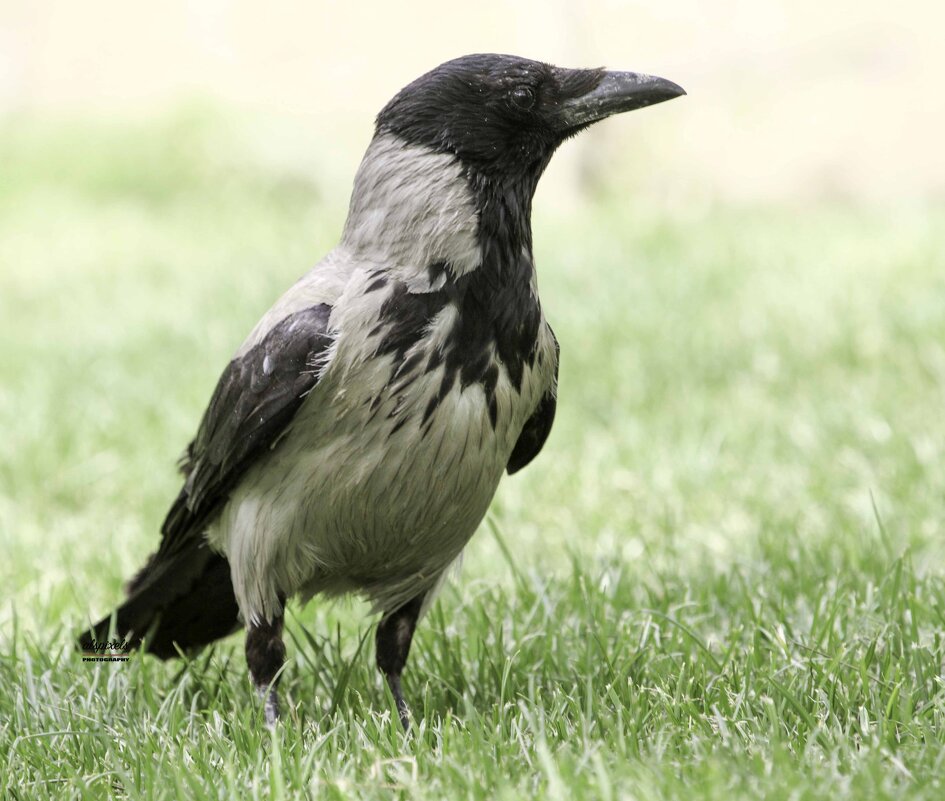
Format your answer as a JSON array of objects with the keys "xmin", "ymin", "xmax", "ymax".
[
  {"xmin": 257, "ymin": 685, "xmax": 280, "ymax": 729},
  {"xmin": 386, "ymin": 673, "xmax": 410, "ymax": 731}
]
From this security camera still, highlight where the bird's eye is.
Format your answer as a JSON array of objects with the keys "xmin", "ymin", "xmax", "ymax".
[{"xmin": 510, "ymin": 86, "xmax": 536, "ymax": 110}]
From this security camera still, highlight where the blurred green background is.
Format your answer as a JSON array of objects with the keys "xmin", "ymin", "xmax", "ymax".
[{"xmin": 2, "ymin": 3, "xmax": 945, "ymax": 799}]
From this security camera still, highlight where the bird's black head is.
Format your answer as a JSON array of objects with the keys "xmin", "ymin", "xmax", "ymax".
[{"xmin": 376, "ymin": 53, "xmax": 685, "ymax": 185}]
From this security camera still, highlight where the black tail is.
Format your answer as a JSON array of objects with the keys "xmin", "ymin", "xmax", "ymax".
[{"xmin": 78, "ymin": 540, "xmax": 241, "ymax": 660}]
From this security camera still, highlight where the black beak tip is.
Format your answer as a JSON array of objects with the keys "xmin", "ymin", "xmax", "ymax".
[{"xmin": 645, "ymin": 76, "xmax": 687, "ymax": 104}]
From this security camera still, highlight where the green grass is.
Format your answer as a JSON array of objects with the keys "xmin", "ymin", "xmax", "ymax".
[{"xmin": 2, "ymin": 110, "xmax": 945, "ymax": 799}]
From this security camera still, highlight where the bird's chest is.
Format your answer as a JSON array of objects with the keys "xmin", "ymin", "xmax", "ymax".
[
  {"xmin": 303, "ymin": 273, "xmax": 554, "ymax": 554},
  {"xmin": 328, "ymin": 287, "xmax": 552, "ymax": 465}
]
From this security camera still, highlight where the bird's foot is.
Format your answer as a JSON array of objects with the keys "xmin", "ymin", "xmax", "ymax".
[
  {"xmin": 257, "ymin": 685, "xmax": 280, "ymax": 729},
  {"xmin": 386, "ymin": 673, "xmax": 411, "ymax": 731}
]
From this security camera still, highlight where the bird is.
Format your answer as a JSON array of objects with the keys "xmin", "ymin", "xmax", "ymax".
[{"xmin": 79, "ymin": 53, "xmax": 684, "ymax": 729}]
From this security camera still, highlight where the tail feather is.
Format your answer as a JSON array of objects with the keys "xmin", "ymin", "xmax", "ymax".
[{"xmin": 78, "ymin": 541, "xmax": 241, "ymax": 660}]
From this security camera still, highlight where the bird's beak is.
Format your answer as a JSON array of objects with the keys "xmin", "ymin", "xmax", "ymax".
[{"xmin": 556, "ymin": 71, "xmax": 685, "ymax": 130}]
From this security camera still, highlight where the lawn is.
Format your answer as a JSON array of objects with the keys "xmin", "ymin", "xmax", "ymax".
[{"xmin": 2, "ymin": 110, "xmax": 945, "ymax": 800}]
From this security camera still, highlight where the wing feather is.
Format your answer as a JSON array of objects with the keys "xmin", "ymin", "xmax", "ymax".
[
  {"xmin": 507, "ymin": 326, "xmax": 559, "ymax": 474},
  {"xmin": 158, "ymin": 303, "xmax": 333, "ymax": 555}
]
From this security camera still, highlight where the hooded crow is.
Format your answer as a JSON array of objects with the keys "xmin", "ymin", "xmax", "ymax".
[{"xmin": 79, "ymin": 53, "xmax": 684, "ymax": 728}]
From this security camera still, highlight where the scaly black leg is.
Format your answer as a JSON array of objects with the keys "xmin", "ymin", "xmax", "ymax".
[
  {"xmin": 376, "ymin": 594, "xmax": 425, "ymax": 730},
  {"xmin": 246, "ymin": 600, "xmax": 286, "ymax": 728}
]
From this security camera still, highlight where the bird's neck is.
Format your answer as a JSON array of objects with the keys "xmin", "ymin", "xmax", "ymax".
[
  {"xmin": 341, "ymin": 134, "xmax": 539, "ymax": 292},
  {"xmin": 341, "ymin": 134, "xmax": 483, "ymax": 282},
  {"xmin": 468, "ymin": 171, "xmax": 537, "ymax": 271}
]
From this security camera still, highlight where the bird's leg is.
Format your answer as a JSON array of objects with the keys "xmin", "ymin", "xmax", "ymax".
[
  {"xmin": 245, "ymin": 599, "xmax": 286, "ymax": 728},
  {"xmin": 376, "ymin": 593, "xmax": 425, "ymax": 731}
]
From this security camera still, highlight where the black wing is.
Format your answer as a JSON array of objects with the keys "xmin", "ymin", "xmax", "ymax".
[
  {"xmin": 156, "ymin": 303, "xmax": 333, "ymax": 557},
  {"xmin": 507, "ymin": 328, "xmax": 559, "ymax": 475}
]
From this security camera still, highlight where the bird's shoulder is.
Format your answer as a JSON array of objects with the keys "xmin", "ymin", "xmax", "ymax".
[{"xmin": 236, "ymin": 248, "xmax": 352, "ymax": 357}]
